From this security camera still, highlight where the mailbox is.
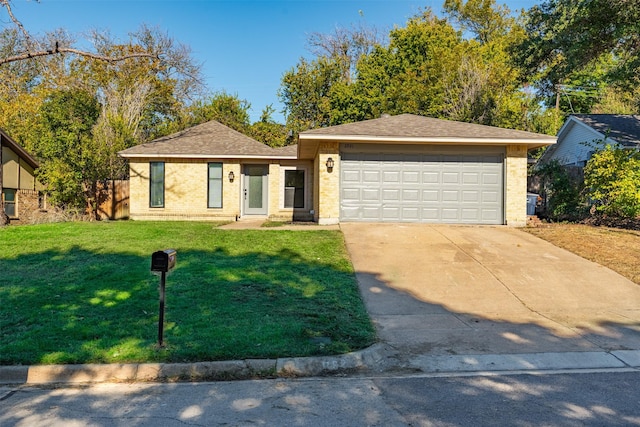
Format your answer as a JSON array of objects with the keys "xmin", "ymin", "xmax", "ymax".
[{"xmin": 151, "ymin": 249, "xmax": 177, "ymax": 272}]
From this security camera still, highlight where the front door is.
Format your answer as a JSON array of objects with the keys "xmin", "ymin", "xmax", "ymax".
[{"xmin": 243, "ymin": 164, "xmax": 268, "ymax": 215}]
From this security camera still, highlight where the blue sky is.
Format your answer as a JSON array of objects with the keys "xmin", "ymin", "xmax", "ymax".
[{"xmin": 4, "ymin": 0, "xmax": 539, "ymax": 123}]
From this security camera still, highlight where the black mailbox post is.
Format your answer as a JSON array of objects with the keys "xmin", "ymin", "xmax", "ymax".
[{"xmin": 151, "ymin": 249, "xmax": 176, "ymax": 347}]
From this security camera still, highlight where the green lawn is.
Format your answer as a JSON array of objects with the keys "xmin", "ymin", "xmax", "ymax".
[{"xmin": 0, "ymin": 221, "xmax": 375, "ymax": 365}]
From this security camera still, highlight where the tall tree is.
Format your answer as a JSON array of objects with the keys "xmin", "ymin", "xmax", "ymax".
[
  {"xmin": 306, "ymin": 22, "xmax": 384, "ymax": 84},
  {"xmin": 279, "ymin": 57, "xmax": 343, "ymax": 133},
  {"xmin": 517, "ymin": 0, "xmax": 640, "ymax": 104},
  {"xmin": 31, "ymin": 89, "xmax": 100, "ymax": 212},
  {"xmin": 0, "ymin": 1, "xmax": 204, "ymax": 223}
]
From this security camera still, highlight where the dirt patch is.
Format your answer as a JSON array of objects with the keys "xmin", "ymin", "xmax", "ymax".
[{"xmin": 523, "ymin": 223, "xmax": 640, "ymax": 285}]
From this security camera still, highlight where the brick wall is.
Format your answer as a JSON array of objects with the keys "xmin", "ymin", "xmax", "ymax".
[
  {"xmin": 129, "ymin": 159, "xmax": 241, "ymax": 221},
  {"xmin": 505, "ymin": 144, "xmax": 528, "ymax": 226},
  {"xmin": 128, "ymin": 159, "xmax": 314, "ymax": 222},
  {"xmin": 316, "ymin": 141, "xmax": 340, "ymax": 225}
]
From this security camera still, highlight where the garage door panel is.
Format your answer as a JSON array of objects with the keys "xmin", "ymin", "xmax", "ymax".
[
  {"xmin": 443, "ymin": 172, "xmax": 460, "ymax": 184},
  {"xmin": 442, "ymin": 190, "xmax": 459, "ymax": 202},
  {"xmin": 340, "ymin": 145, "xmax": 504, "ymax": 224},
  {"xmin": 342, "ymin": 188, "xmax": 361, "ymax": 201},
  {"xmin": 423, "ymin": 171, "xmax": 440, "ymax": 184},
  {"xmin": 362, "ymin": 170, "xmax": 380, "ymax": 183},
  {"xmin": 402, "ymin": 189, "xmax": 420, "ymax": 201},
  {"xmin": 362, "ymin": 188, "xmax": 381, "ymax": 201},
  {"xmin": 382, "ymin": 171, "xmax": 400, "ymax": 183},
  {"xmin": 462, "ymin": 191, "xmax": 479, "ymax": 202},
  {"xmin": 342, "ymin": 169, "xmax": 361, "ymax": 182}
]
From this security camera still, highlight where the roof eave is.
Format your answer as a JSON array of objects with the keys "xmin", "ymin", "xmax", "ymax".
[
  {"xmin": 118, "ymin": 153, "xmax": 298, "ymax": 160},
  {"xmin": 298, "ymin": 134, "xmax": 556, "ymax": 146}
]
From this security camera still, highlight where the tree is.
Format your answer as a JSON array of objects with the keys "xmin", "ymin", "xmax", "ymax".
[
  {"xmin": 248, "ymin": 105, "xmax": 289, "ymax": 147},
  {"xmin": 31, "ymin": 89, "xmax": 100, "ymax": 212},
  {"xmin": 279, "ymin": 57, "xmax": 343, "ymax": 133},
  {"xmin": 517, "ymin": 0, "xmax": 640, "ymax": 106},
  {"xmin": 584, "ymin": 144, "xmax": 640, "ymax": 218},
  {"xmin": 0, "ymin": 1, "xmax": 204, "ymax": 223},
  {"xmin": 306, "ymin": 22, "xmax": 384, "ymax": 84}
]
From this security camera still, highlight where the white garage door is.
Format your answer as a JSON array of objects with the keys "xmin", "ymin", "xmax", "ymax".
[{"xmin": 340, "ymin": 144, "xmax": 504, "ymax": 224}]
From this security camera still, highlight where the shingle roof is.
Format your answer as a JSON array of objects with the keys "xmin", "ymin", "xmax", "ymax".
[
  {"xmin": 572, "ymin": 114, "xmax": 640, "ymax": 148},
  {"xmin": 119, "ymin": 120, "xmax": 297, "ymax": 159},
  {"xmin": 300, "ymin": 114, "xmax": 556, "ymax": 142}
]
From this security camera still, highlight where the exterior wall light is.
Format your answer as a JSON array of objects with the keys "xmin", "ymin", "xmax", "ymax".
[
  {"xmin": 325, "ymin": 157, "xmax": 334, "ymax": 172},
  {"xmin": 228, "ymin": 171, "xmax": 235, "ymax": 182}
]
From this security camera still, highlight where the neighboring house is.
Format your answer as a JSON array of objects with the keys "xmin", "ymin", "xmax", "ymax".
[
  {"xmin": 1, "ymin": 128, "xmax": 43, "ymax": 223},
  {"xmin": 539, "ymin": 114, "xmax": 640, "ymax": 167},
  {"xmin": 119, "ymin": 114, "xmax": 556, "ymax": 226}
]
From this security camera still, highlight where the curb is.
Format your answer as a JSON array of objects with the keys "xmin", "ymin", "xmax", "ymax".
[
  {"xmin": 0, "ymin": 344, "xmax": 392, "ymax": 385},
  {"xmin": 2, "ymin": 347, "xmax": 639, "ymax": 385}
]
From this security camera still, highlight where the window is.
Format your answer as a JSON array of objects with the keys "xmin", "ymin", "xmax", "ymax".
[
  {"xmin": 3, "ymin": 189, "xmax": 16, "ymax": 217},
  {"xmin": 149, "ymin": 162, "xmax": 165, "ymax": 208},
  {"xmin": 284, "ymin": 169, "xmax": 305, "ymax": 208},
  {"xmin": 208, "ymin": 163, "xmax": 223, "ymax": 208}
]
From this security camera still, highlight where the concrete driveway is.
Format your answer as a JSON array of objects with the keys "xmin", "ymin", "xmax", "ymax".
[{"xmin": 341, "ymin": 223, "xmax": 640, "ymax": 372}]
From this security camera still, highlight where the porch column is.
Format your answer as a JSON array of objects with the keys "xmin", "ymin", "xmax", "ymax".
[{"xmin": 316, "ymin": 141, "xmax": 340, "ymax": 225}]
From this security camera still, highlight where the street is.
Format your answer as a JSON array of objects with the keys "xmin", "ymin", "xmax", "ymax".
[{"xmin": 2, "ymin": 370, "xmax": 640, "ymax": 426}]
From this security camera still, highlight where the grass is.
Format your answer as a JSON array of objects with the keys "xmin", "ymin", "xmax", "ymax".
[
  {"xmin": 0, "ymin": 221, "xmax": 375, "ymax": 365},
  {"xmin": 523, "ymin": 223, "xmax": 640, "ymax": 285}
]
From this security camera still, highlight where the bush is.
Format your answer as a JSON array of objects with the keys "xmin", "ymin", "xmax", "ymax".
[
  {"xmin": 584, "ymin": 145, "xmax": 640, "ymax": 218},
  {"xmin": 535, "ymin": 160, "xmax": 585, "ymax": 221}
]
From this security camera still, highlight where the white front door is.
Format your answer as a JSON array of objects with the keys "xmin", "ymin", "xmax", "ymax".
[{"xmin": 243, "ymin": 165, "xmax": 268, "ymax": 215}]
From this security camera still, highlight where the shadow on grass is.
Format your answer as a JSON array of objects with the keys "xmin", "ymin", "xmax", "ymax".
[{"xmin": 0, "ymin": 245, "xmax": 375, "ymax": 366}]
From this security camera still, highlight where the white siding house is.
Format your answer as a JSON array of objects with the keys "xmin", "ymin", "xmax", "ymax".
[{"xmin": 540, "ymin": 114, "xmax": 640, "ymax": 167}]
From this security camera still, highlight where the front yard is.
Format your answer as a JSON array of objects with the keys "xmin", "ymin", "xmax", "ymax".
[
  {"xmin": 0, "ymin": 221, "xmax": 375, "ymax": 366},
  {"xmin": 523, "ymin": 223, "xmax": 640, "ymax": 285}
]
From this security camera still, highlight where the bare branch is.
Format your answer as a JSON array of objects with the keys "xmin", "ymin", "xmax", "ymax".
[
  {"xmin": 0, "ymin": 0, "xmax": 40, "ymax": 50},
  {"xmin": 0, "ymin": 46, "xmax": 160, "ymax": 65}
]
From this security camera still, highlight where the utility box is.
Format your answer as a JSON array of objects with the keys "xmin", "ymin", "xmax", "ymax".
[
  {"xmin": 527, "ymin": 193, "xmax": 538, "ymax": 216},
  {"xmin": 151, "ymin": 249, "xmax": 177, "ymax": 272}
]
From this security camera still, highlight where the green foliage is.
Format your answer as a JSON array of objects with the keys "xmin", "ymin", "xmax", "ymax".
[
  {"xmin": 517, "ymin": 0, "xmax": 640, "ymax": 110},
  {"xmin": 584, "ymin": 145, "xmax": 640, "ymax": 218},
  {"xmin": 32, "ymin": 89, "xmax": 100, "ymax": 209},
  {"xmin": 279, "ymin": 57, "xmax": 343, "ymax": 133},
  {"xmin": 535, "ymin": 160, "xmax": 585, "ymax": 220},
  {"xmin": 279, "ymin": 1, "xmax": 544, "ymax": 132},
  {"xmin": 248, "ymin": 105, "xmax": 289, "ymax": 147}
]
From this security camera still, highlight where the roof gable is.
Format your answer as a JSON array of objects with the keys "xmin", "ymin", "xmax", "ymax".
[
  {"xmin": 0, "ymin": 128, "xmax": 39, "ymax": 169},
  {"xmin": 119, "ymin": 120, "xmax": 296, "ymax": 159},
  {"xmin": 571, "ymin": 114, "xmax": 640, "ymax": 148}
]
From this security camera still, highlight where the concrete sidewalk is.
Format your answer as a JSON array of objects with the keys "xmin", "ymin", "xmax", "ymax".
[{"xmin": 2, "ymin": 223, "xmax": 639, "ymax": 385}]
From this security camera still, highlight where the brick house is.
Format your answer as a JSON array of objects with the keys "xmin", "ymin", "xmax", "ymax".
[
  {"xmin": 119, "ymin": 114, "xmax": 555, "ymax": 226},
  {"xmin": 1, "ymin": 129, "xmax": 45, "ymax": 224}
]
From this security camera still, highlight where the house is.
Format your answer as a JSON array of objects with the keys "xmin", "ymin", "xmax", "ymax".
[
  {"xmin": 119, "ymin": 114, "xmax": 556, "ymax": 226},
  {"xmin": 1, "ymin": 128, "xmax": 43, "ymax": 223},
  {"xmin": 539, "ymin": 114, "xmax": 640, "ymax": 167}
]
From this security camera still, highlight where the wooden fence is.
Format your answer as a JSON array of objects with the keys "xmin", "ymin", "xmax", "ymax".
[{"xmin": 96, "ymin": 180, "xmax": 129, "ymax": 220}]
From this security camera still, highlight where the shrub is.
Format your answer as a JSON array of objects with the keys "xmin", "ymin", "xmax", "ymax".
[
  {"xmin": 584, "ymin": 145, "xmax": 640, "ymax": 218},
  {"xmin": 535, "ymin": 160, "xmax": 585, "ymax": 221}
]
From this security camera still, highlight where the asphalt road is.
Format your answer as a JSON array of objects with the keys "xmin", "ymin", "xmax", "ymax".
[{"xmin": 2, "ymin": 370, "xmax": 639, "ymax": 426}]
